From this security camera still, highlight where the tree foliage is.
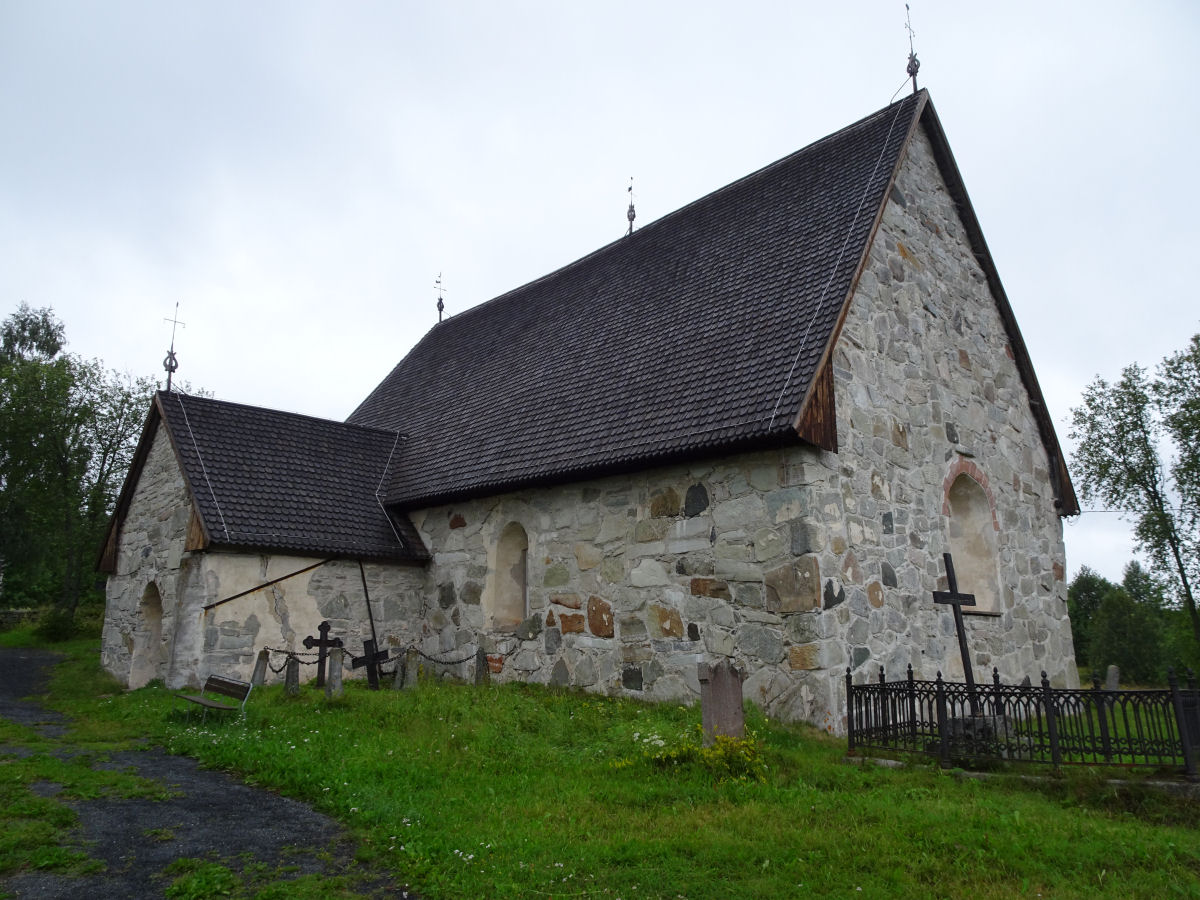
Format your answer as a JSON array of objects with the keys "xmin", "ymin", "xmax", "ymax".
[
  {"xmin": 1070, "ymin": 333, "xmax": 1200, "ymax": 647},
  {"xmin": 1066, "ymin": 565, "xmax": 1111, "ymax": 667},
  {"xmin": 1068, "ymin": 563, "xmax": 1199, "ymax": 684},
  {"xmin": 0, "ymin": 304, "xmax": 156, "ymax": 615}
]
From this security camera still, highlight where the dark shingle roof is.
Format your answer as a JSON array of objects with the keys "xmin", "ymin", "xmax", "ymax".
[
  {"xmin": 156, "ymin": 392, "xmax": 426, "ymax": 562},
  {"xmin": 349, "ymin": 93, "xmax": 924, "ymax": 507}
]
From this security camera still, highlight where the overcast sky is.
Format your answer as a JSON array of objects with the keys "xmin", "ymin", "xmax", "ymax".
[{"xmin": 2, "ymin": 1, "xmax": 1197, "ymax": 584}]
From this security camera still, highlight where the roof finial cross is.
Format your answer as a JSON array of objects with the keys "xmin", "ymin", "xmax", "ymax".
[
  {"xmin": 435, "ymin": 273, "xmax": 447, "ymax": 323},
  {"xmin": 163, "ymin": 301, "xmax": 185, "ymax": 392},
  {"xmin": 626, "ymin": 177, "xmax": 636, "ymax": 236},
  {"xmin": 905, "ymin": 3, "xmax": 920, "ymax": 94}
]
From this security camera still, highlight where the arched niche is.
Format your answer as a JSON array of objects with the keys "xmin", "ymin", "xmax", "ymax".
[
  {"xmin": 129, "ymin": 582, "xmax": 168, "ymax": 688},
  {"xmin": 946, "ymin": 474, "xmax": 1001, "ymax": 615},
  {"xmin": 491, "ymin": 522, "xmax": 529, "ymax": 631}
]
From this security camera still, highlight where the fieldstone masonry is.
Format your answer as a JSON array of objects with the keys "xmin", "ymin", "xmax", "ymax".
[
  {"xmin": 400, "ymin": 126, "xmax": 1076, "ymax": 732},
  {"xmin": 102, "ymin": 428, "xmax": 428, "ymax": 691},
  {"xmin": 102, "ymin": 123, "xmax": 1077, "ymax": 733}
]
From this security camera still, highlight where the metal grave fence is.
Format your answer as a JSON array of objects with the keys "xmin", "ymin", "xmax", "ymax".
[{"xmin": 847, "ymin": 665, "xmax": 1199, "ymax": 780}]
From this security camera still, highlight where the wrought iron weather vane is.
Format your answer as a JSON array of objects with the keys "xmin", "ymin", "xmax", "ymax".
[
  {"xmin": 435, "ymin": 273, "xmax": 447, "ymax": 323},
  {"xmin": 163, "ymin": 302, "xmax": 185, "ymax": 391},
  {"xmin": 932, "ymin": 552, "xmax": 981, "ymax": 716},
  {"xmin": 626, "ymin": 178, "xmax": 636, "ymax": 236},
  {"xmin": 905, "ymin": 3, "xmax": 920, "ymax": 94}
]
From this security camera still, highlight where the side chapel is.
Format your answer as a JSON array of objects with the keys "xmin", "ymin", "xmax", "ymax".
[{"xmin": 100, "ymin": 91, "xmax": 1080, "ymax": 732}]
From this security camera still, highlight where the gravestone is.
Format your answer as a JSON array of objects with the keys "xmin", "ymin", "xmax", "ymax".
[
  {"xmin": 251, "ymin": 649, "xmax": 269, "ymax": 687},
  {"xmin": 1105, "ymin": 665, "xmax": 1120, "ymax": 691},
  {"xmin": 402, "ymin": 648, "xmax": 421, "ymax": 691},
  {"xmin": 284, "ymin": 656, "xmax": 300, "ymax": 697},
  {"xmin": 698, "ymin": 659, "xmax": 745, "ymax": 746},
  {"xmin": 325, "ymin": 648, "xmax": 344, "ymax": 699},
  {"xmin": 302, "ymin": 621, "xmax": 344, "ymax": 688},
  {"xmin": 351, "ymin": 639, "xmax": 390, "ymax": 690}
]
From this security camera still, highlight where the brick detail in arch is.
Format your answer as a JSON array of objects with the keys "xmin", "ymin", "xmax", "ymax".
[{"xmin": 941, "ymin": 457, "xmax": 1000, "ymax": 531}]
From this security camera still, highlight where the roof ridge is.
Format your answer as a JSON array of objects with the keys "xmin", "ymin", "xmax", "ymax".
[
  {"xmin": 430, "ymin": 91, "xmax": 926, "ymax": 331},
  {"xmin": 164, "ymin": 391, "xmax": 401, "ymax": 439}
]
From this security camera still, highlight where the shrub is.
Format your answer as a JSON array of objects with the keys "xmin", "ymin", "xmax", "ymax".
[
  {"xmin": 33, "ymin": 608, "xmax": 77, "ymax": 642},
  {"xmin": 623, "ymin": 725, "xmax": 768, "ymax": 783}
]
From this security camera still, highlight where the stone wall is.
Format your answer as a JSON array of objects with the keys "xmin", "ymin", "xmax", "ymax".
[
  {"xmin": 822, "ymin": 123, "xmax": 1075, "ymax": 691},
  {"xmin": 192, "ymin": 555, "xmax": 426, "ymax": 686},
  {"xmin": 406, "ymin": 123, "xmax": 1076, "ymax": 732},
  {"xmin": 102, "ymin": 423, "xmax": 427, "ymax": 689},
  {"xmin": 0, "ymin": 609, "xmax": 39, "ymax": 631},
  {"xmin": 102, "ymin": 424, "xmax": 194, "ymax": 688}
]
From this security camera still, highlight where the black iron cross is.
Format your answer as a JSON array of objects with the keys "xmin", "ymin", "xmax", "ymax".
[
  {"xmin": 351, "ymin": 638, "xmax": 390, "ymax": 690},
  {"xmin": 302, "ymin": 621, "xmax": 343, "ymax": 688},
  {"xmin": 932, "ymin": 552, "xmax": 981, "ymax": 716}
]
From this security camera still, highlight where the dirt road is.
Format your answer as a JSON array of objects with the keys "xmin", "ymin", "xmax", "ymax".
[{"xmin": 0, "ymin": 647, "xmax": 407, "ymax": 899}]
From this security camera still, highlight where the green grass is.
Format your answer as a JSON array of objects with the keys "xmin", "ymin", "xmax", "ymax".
[{"xmin": 6, "ymin": 634, "xmax": 1200, "ymax": 899}]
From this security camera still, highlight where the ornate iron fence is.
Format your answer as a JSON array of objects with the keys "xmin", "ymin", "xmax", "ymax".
[{"xmin": 847, "ymin": 666, "xmax": 1199, "ymax": 780}]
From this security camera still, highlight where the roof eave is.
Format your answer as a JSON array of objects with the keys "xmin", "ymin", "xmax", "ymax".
[
  {"xmin": 387, "ymin": 428, "xmax": 806, "ymax": 511},
  {"xmin": 202, "ymin": 539, "xmax": 428, "ymax": 566}
]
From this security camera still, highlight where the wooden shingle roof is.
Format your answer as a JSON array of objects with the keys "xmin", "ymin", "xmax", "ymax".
[
  {"xmin": 350, "ymin": 93, "xmax": 931, "ymax": 508},
  {"xmin": 99, "ymin": 392, "xmax": 427, "ymax": 571}
]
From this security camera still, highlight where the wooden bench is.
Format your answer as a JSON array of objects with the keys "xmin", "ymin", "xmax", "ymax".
[{"xmin": 174, "ymin": 674, "xmax": 252, "ymax": 720}]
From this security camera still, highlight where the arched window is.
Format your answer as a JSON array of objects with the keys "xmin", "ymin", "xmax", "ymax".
[
  {"xmin": 492, "ymin": 522, "xmax": 529, "ymax": 631},
  {"xmin": 129, "ymin": 582, "xmax": 167, "ymax": 688},
  {"xmin": 946, "ymin": 474, "xmax": 1001, "ymax": 614}
]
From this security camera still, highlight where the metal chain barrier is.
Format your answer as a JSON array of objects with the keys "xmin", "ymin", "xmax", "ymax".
[
  {"xmin": 263, "ymin": 647, "xmax": 320, "ymax": 674},
  {"xmin": 412, "ymin": 646, "xmax": 482, "ymax": 667},
  {"xmin": 259, "ymin": 640, "xmax": 510, "ymax": 677}
]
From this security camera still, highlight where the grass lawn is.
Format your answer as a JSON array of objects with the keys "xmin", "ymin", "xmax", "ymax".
[{"xmin": 2, "ymin": 627, "xmax": 1199, "ymax": 899}]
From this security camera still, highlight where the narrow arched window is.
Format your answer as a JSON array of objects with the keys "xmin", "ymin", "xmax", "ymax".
[
  {"xmin": 492, "ymin": 522, "xmax": 529, "ymax": 631},
  {"xmin": 946, "ymin": 474, "xmax": 1001, "ymax": 614},
  {"xmin": 129, "ymin": 583, "xmax": 167, "ymax": 688}
]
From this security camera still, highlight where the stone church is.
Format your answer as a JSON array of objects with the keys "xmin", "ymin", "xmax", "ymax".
[{"xmin": 100, "ymin": 90, "xmax": 1080, "ymax": 732}]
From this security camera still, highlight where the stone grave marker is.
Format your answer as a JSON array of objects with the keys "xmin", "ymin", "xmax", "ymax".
[
  {"xmin": 401, "ymin": 648, "xmax": 420, "ymax": 691},
  {"xmin": 284, "ymin": 656, "xmax": 300, "ymax": 697},
  {"xmin": 251, "ymin": 648, "xmax": 269, "ymax": 687},
  {"xmin": 698, "ymin": 659, "xmax": 745, "ymax": 746},
  {"xmin": 325, "ymin": 648, "xmax": 344, "ymax": 699},
  {"xmin": 1105, "ymin": 665, "xmax": 1120, "ymax": 691}
]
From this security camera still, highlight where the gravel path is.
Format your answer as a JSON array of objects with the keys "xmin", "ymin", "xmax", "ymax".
[{"xmin": 0, "ymin": 647, "xmax": 409, "ymax": 899}]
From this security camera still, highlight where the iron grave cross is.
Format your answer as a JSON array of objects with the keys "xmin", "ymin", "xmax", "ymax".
[
  {"xmin": 351, "ymin": 638, "xmax": 390, "ymax": 690},
  {"xmin": 932, "ymin": 552, "xmax": 981, "ymax": 716},
  {"xmin": 302, "ymin": 621, "xmax": 343, "ymax": 688}
]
